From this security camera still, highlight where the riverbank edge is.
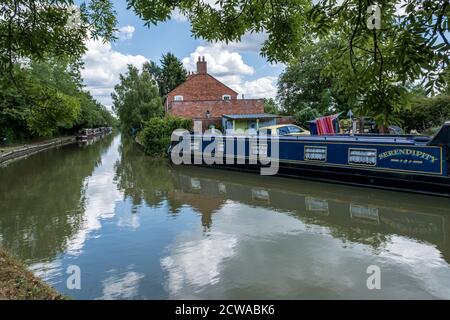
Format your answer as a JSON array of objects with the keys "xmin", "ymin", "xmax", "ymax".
[
  {"xmin": 0, "ymin": 136, "xmax": 76, "ymax": 166},
  {"xmin": 0, "ymin": 248, "xmax": 66, "ymax": 300}
]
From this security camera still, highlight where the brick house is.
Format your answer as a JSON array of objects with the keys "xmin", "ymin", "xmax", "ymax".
[{"xmin": 165, "ymin": 57, "xmax": 279, "ymax": 132}]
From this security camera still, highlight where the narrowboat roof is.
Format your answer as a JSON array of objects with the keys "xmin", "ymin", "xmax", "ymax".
[
  {"xmin": 200, "ymin": 133, "xmax": 433, "ymax": 146},
  {"xmin": 276, "ymin": 134, "xmax": 432, "ymax": 146}
]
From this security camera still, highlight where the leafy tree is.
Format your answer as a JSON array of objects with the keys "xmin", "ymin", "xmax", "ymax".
[
  {"xmin": 159, "ymin": 52, "xmax": 187, "ymax": 96},
  {"xmin": 75, "ymin": 92, "xmax": 117, "ymax": 129},
  {"xmin": 263, "ymin": 98, "xmax": 280, "ymax": 115},
  {"xmin": 26, "ymin": 87, "xmax": 81, "ymax": 137},
  {"xmin": 128, "ymin": 0, "xmax": 449, "ymax": 126},
  {"xmin": 140, "ymin": 116, "xmax": 192, "ymax": 156},
  {"xmin": 295, "ymin": 107, "xmax": 320, "ymax": 129},
  {"xmin": 0, "ymin": 68, "xmax": 31, "ymax": 141},
  {"xmin": 0, "ymin": 59, "xmax": 116, "ymax": 141},
  {"xmin": 277, "ymin": 41, "xmax": 349, "ymax": 115},
  {"xmin": 398, "ymin": 95, "xmax": 450, "ymax": 133},
  {"xmin": 0, "ymin": 0, "xmax": 117, "ymax": 75},
  {"xmin": 144, "ymin": 53, "xmax": 187, "ymax": 97},
  {"xmin": 112, "ymin": 64, "xmax": 163, "ymax": 133}
]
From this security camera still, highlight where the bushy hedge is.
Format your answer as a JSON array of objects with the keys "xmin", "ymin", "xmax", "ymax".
[
  {"xmin": 140, "ymin": 116, "xmax": 192, "ymax": 156},
  {"xmin": 398, "ymin": 95, "xmax": 450, "ymax": 133}
]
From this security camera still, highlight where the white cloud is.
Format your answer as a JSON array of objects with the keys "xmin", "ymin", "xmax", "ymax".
[
  {"xmin": 81, "ymin": 38, "xmax": 148, "ymax": 106},
  {"xmin": 99, "ymin": 270, "xmax": 144, "ymax": 300},
  {"xmin": 183, "ymin": 44, "xmax": 277, "ymax": 99},
  {"xmin": 171, "ymin": 9, "xmax": 188, "ymax": 22},
  {"xmin": 117, "ymin": 25, "xmax": 135, "ymax": 40},
  {"xmin": 240, "ymin": 76, "xmax": 278, "ymax": 99},
  {"xmin": 161, "ymin": 233, "xmax": 237, "ymax": 295},
  {"xmin": 183, "ymin": 44, "xmax": 254, "ymax": 76}
]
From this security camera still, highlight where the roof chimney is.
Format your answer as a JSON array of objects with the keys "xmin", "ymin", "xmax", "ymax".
[{"xmin": 197, "ymin": 56, "xmax": 207, "ymax": 74}]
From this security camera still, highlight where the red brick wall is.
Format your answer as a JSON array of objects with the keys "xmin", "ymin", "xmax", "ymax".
[
  {"xmin": 168, "ymin": 99, "xmax": 264, "ymax": 119},
  {"xmin": 166, "ymin": 74, "xmax": 238, "ymax": 104}
]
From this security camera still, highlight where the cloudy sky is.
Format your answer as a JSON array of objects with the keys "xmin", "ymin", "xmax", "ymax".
[{"xmin": 81, "ymin": 1, "xmax": 284, "ymax": 109}]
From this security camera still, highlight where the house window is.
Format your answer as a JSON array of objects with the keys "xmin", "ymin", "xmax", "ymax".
[
  {"xmin": 174, "ymin": 95, "xmax": 183, "ymax": 101},
  {"xmin": 222, "ymin": 94, "xmax": 231, "ymax": 100}
]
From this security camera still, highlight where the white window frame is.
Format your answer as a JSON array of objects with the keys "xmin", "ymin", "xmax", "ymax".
[
  {"xmin": 222, "ymin": 94, "xmax": 231, "ymax": 101},
  {"xmin": 304, "ymin": 146, "xmax": 327, "ymax": 162},
  {"xmin": 348, "ymin": 148, "xmax": 377, "ymax": 166},
  {"xmin": 174, "ymin": 95, "xmax": 184, "ymax": 101}
]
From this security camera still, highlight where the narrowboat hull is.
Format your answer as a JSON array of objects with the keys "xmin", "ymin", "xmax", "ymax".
[
  {"xmin": 190, "ymin": 160, "xmax": 450, "ymax": 197},
  {"xmin": 169, "ymin": 122, "xmax": 450, "ymax": 197}
]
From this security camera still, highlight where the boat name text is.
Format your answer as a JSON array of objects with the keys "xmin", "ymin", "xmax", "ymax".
[{"xmin": 378, "ymin": 149, "xmax": 437, "ymax": 163}]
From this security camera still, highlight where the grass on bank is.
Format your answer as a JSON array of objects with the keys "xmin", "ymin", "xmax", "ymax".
[{"xmin": 0, "ymin": 248, "xmax": 65, "ymax": 300}]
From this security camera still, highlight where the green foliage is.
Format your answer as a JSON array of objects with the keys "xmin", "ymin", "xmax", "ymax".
[
  {"xmin": 0, "ymin": 59, "xmax": 116, "ymax": 141},
  {"xmin": 0, "ymin": 0, "xmax": 117, "ymax": 74},
  {"xmin": 294, "ymin": 107, "xmax": 320, "ymax": 129},
  {"xmin": 75, "ymin": 92, "xmax": 117, "ymax": 129},
  {"xmin": 26, "ymin": 87, "xmax": 81, "ymax": 137},
  {"xmin": 112, "ymin": 64, "xmax": 163, "ymax": 133},
  {"xmin": 398, "ymin": 95, "xmax": 450, "ymax": 133},
  {"xmin": 263, "ymin": 98, "xmax": 279, "ymax": 115},
  {"xmin": 141, "ymin": 116, "xmax": 192, "ymax": 156},
  {"xmin": 128, "ymin": 0, "xmax": 450, "ymax": 126},
  {"xmin": 144, "ymin": 52, "xmax": 187, "ymax": 97},
  {"xmin": 277, "ymin": 41, "xmax": 348, "ymax": 115},
  {"xmin": 0, "ymin": 69, "xmax": 30, "ymax": 141}
]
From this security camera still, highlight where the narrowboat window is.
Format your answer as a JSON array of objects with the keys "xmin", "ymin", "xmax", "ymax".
[
  {"xmin": 348, "ymin": 148, "xmax": 377, "ymax": 166},
  {"xmin": 174, "ymin": 95, "xmax": 183, "ymax": 101},
  {"xmin": 304, "ymin": 146, "xmax": 327, "ymax": 161}
]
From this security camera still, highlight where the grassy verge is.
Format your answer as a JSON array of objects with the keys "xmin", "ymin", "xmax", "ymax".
[{"xmin": 0, "ymin": 248, "xmax": 66, "ymax": 300}]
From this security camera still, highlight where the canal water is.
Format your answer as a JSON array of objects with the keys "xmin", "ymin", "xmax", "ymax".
[{"xmin": 1, "ymin": 134, "xmax": 450, "ymax": 299}]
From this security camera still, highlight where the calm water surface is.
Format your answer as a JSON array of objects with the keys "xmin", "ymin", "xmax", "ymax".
[{"xmin": 1, "ymin": 134, "xmax": 450, "ymax": 299}]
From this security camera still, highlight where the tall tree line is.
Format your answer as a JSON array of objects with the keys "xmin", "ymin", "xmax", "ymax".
[
  {"xmin": 0, "ymin": 58, "xmax": 116, "ymax": 141},
  {"xmin": 112, "ymin": 52, "xmax": 187, "ymax": 133}
]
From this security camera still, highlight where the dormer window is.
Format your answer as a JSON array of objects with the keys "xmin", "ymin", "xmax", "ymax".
[
  {"xmin": 222, "ymin": 94, "xmax": 231, "ymax": 101},
  {"xmin": 174, "ymin": 95, "xmax": 183, "ymax": 101}
]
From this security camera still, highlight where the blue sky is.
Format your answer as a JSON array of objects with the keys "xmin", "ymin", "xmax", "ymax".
[{"xmin": 81, "ymin": 1, "xmax": 284, "ymax": 107}]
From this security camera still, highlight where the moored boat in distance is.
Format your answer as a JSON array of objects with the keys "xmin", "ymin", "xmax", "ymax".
[
  {"xmin": 76, "ymin": 127, "xmax": 112, "ymax": 142},
  {"xmin": 169, "ymin": 121, "xmax": 450, "ymax": 197}
]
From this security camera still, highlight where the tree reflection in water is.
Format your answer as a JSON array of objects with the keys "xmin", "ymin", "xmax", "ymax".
[{"xmin": 0, "ymin": 134, "xmax": 114, "ymax": 263}]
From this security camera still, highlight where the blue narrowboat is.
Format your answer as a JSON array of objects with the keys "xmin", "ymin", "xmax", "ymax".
[{"xmin": 169, "ymin": 122, "xmax": 450, "ymax": 197}]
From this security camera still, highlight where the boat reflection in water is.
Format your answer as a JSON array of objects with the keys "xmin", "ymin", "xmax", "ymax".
[{"xmin": 169, "ymin": 165, "xmax": 450, "ymax": 264}]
